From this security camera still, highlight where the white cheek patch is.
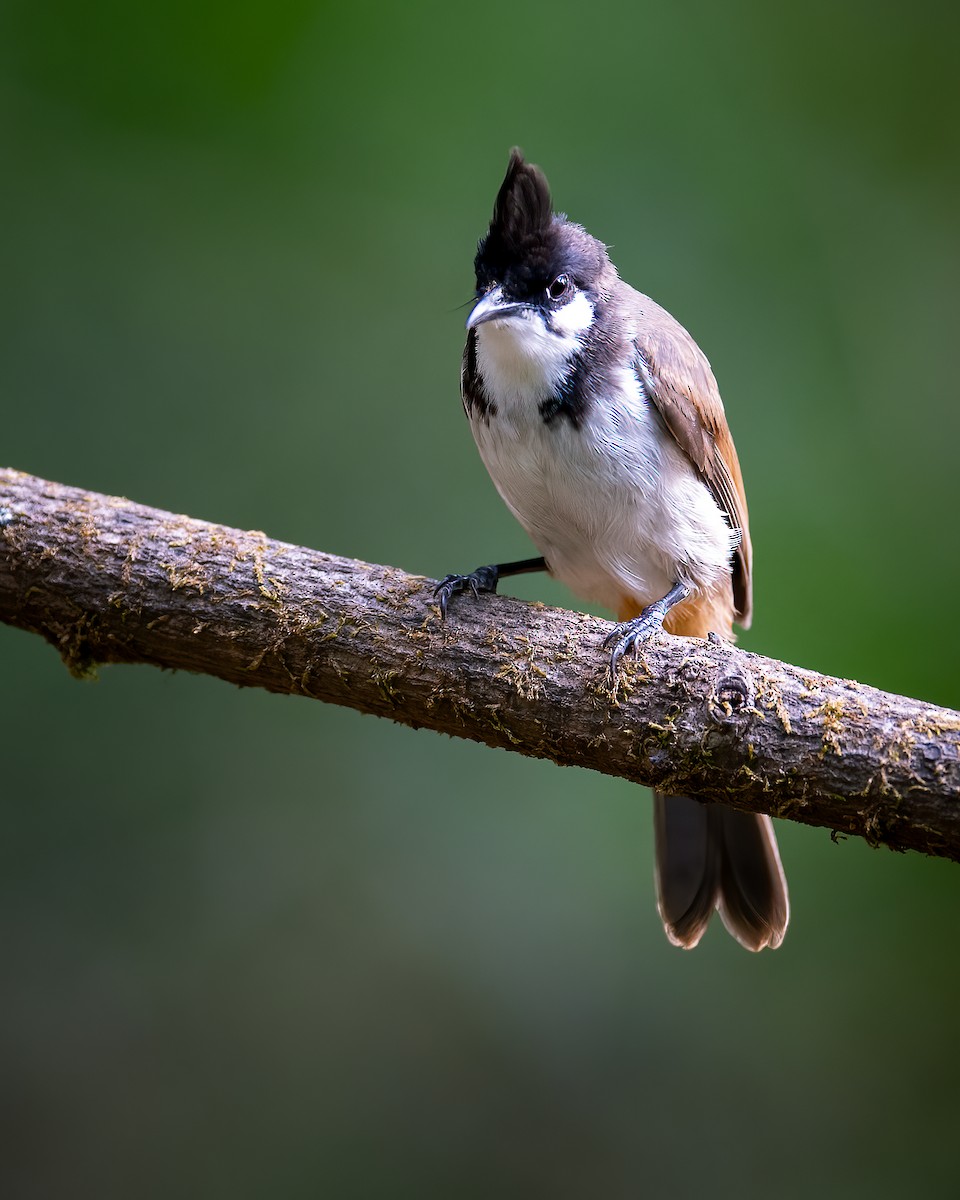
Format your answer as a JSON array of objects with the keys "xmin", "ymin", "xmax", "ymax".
[{"xmin": 550, "ymin": 291, "xmax": 595, "ymax": 337}]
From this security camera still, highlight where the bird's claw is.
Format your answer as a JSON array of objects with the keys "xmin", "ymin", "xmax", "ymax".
[
  {"xmin": 603, "ymin": 605, "xmax": 668, "ymax": 672},
  {"xmin": 433, "ymin": 565, "xmax": 500, "ymax": 619}
]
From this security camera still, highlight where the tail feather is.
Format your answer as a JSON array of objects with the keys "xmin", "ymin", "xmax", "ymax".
[
  {"xmin": 653, "ymin": 794, "xmax": 722, "ymax": 949},
  {"xmin": 654, "ymin": 793, "xmax": 789, "ymax": 951},
  {"xmin": 717, "ymin": 808, "xmax": 789, "ymax": 951}
]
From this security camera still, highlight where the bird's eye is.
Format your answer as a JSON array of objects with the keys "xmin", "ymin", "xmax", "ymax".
[{"xmin": 547, "ymin": 274, "xmax": 570, "ymax": 300}]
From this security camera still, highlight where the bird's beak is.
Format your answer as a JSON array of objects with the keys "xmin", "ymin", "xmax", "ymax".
[{"xmin": 466, "ymin": 288, "xmax": 530, "ymax": 330}]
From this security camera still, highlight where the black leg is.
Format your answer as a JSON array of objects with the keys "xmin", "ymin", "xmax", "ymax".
[
  {"xmin": 434, "ymin": 557, "xmax": 547, "ymax": 619},
  {"xmin": 603, "ymin": 581, "xmax": 690, "ymax": 672}
]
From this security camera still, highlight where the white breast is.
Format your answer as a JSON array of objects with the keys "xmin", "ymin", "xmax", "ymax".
[{"xmin": 470, "ymin": 320, "xmax": 733, "ymax": 614}]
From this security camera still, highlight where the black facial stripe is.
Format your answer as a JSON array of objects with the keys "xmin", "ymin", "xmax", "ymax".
[
  {"xmin": 538, "ymin": 306, "xmax": 626, "ymax": 431},
  {"xmin": 462, "ymin": 331, "xmax": 496, "ymax": 421},
  {"xmin": 539, "ymin": 352, "xmax": 588, "ymax": 429}
]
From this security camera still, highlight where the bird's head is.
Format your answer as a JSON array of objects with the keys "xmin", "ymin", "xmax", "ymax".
[{"xmin": 467, "ymin": 150, "xmax": 614, "ymax": 351}]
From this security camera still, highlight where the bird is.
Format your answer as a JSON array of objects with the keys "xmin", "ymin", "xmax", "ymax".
[{"xmin": 435, "ymin": 149, "xmax": 788, "ymax": 950}]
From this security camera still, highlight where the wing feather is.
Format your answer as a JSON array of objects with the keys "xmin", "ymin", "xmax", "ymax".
[{"xmin": 633, "ymin": 306, "xmax": 753, "ymax": 626}]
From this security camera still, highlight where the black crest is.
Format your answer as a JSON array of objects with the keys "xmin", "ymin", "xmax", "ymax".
[
  {"xmin": 474, "ymin": 150, "xmax": 609, "ymax": 302},
  {"xmin": 491, "ymin": 149, "xmax": 552, "ymax": 250},
  {"xmin": 475, "ymin": 149, "xmax": 556, "ymax": 291}
]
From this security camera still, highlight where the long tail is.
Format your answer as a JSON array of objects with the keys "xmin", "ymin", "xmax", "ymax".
[{"xmin": 654, "ymin": 793, "xmax": 789, "ymax": 951}]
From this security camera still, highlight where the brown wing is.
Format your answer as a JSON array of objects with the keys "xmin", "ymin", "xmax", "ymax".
[{"xmin": 632, "ymin": 299, "xmax": 753, "ymax": 627}]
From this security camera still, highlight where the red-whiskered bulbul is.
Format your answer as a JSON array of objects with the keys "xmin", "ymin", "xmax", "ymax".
[{"xmin": 436, "ymin": 150, "xmax": 788, "ymax": 950}]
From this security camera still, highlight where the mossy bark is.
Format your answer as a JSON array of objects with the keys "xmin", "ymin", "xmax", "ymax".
[{"xmin": 2, "ymin": 467, "xmax": 959, "ymax": 861}]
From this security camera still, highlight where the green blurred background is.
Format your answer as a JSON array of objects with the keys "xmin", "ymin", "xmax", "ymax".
[{"xmin": 2, "ymin": 1, "xmax": 959, "ymax": 1196}]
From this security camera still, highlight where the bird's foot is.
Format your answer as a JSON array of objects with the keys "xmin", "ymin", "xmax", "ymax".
[
  {"xmin": 604, "ymin": 606, "xmax": 668, "ymax": 672},
  {"xmin": 603, "ymin": 583, "xmax": 690, "ymax": 673},
  {"xmin": 433, "ymin": 565, "xmax": 500, "ymax": 619}
]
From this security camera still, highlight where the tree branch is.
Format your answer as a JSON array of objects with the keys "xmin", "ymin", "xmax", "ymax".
[{"xmin": 2, "ymin": 467, "xmax": 958, "ymax": 861}]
